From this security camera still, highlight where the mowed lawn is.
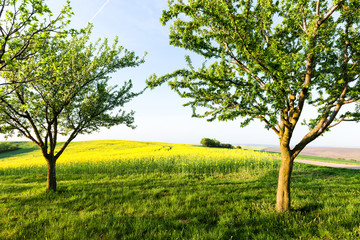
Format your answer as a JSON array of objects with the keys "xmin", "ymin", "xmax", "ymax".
[{"xmin": 1, "ymin": 140, "xmax": 360, "ymax": 239}]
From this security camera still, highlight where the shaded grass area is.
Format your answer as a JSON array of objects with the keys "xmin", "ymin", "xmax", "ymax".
[
  {"xmin": 1, "ymin": 161, "xmax": 360, "ymax": 239},
  {"xmin": 0, "ymin": 142, "xmax": 22, "ymax": 154},
  {"xmin": 0, "ymin": 141, "xmax": 37, "ymax": 159}
]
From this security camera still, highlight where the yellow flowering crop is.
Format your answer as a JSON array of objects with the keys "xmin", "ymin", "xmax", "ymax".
[{"xmin": 0, "ymin": 140, "xmax": 277, "ymax": 171}]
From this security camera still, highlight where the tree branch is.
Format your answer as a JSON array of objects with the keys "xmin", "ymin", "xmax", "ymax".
[
  {"xmin": 256, "ymin": 116, "xmax": 280, "ymax": 135},
  {"xmin": 316, "ymin": 0, "xmax": 320, "ymax": 16},
  {"xmin": 223, "ymin": 42, "xmax": 265, "ymax": 89},
  {"xmin": 317, "ymin": 1, "xmax": 343, "ymax": 27}
]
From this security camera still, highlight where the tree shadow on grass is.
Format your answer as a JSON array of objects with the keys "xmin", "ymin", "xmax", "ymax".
[
  {"xmin": 293, "ymin": 203, "xmax": 324, "ymax": 214},
  {"xmin": 0, "ymin": 146, "xmax": 38, "ymax": 159},
  {"xmin": 0, "ymin": 185, "xmax": 37, "ymax": 199}
]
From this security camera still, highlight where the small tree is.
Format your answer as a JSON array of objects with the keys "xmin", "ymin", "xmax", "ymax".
[
  {"xmin": 201, "ymin": 137, "xmax": 221, "ymax": 147},
  {"xmin": 0, "ymin": 25, "xmax": 145, "ymax": 191},
  {"xmin": 148, "ymin": 0, "xmax": 360, "ymax": 212}
]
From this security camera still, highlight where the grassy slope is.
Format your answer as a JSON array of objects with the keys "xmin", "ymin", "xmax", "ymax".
[
  {"xmin": 259, "ymin": 150, "xmax": 360, "ymax": 165},
  {"xmin": 1, "ymin": 140, "xmax": 360, "ymax": 239}
]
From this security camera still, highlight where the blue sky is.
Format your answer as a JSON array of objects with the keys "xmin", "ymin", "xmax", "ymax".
[{"xmin": 3, "ymin": 0, "xmax": 360, "ymax": 148}]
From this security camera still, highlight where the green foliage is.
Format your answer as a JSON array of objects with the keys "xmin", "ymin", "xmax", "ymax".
[
  {"xmin": 200, "ymin": 137, "xmax": 220, "ymax": 147},
  {"xmin": 219, "ymin": 143, "xmax": 233, "ymax": 149},
  {"xmin": 0, "ymin": 142, "xmax": 19, "ymax": 153},
  {"xmin": 0, "ymin": 0, "xmax": 72, "ymax": 71},
  {"xmin": 0, "ymin": 25, "xmax": 145, "ymax": 169},
  {"xmin": 200, "ymin": 137, "xmax": 233, "ymax": 148},
  {"xmin": 147, "ymin": 0, "xmax": 360, "ymax": 154}
]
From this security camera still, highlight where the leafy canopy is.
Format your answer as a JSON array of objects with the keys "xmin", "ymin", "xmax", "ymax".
[
  {"xmin": 148, "ymin": 0, "xmax": 360, "ymax": 155},
  {"xmin": 0, "ymin": 0, "xmax": 72, "ymax": 71},
  {"xmin": 0, "ymin": 25, "xmax": 145, "ymax": 160}
]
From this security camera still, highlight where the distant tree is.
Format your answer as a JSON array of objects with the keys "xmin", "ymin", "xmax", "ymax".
[
  {"xmin": 201, "ymin": 138, "xmax": 233, "ymax": 148},
  {"xmin": 0, "ymin": 0, "xmax": 72, "ymax": 75},
  {"xmin": 0, "ymin": 25, "xmax": 145, "ymax": 191},
  {"xmin": 201, "ymin": 137, "xmax": 221, "ymax": 147},
  {"xmin": 148, "ymin": 0, "xmax": 360, "ymax": 212}
]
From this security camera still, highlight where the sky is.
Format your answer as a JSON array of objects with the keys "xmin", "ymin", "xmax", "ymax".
[{"xmin": 2, "ymin": 0, "xmax": 360, "ymax": 148}]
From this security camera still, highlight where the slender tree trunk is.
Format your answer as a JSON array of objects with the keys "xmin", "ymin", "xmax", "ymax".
[
  {"xmin": 46, "ymin": 158, "xmax": 57, "ymax": 192},
  {"xmin": 276, "ymin": 145, "xmax": 294, "ymax": 212}
]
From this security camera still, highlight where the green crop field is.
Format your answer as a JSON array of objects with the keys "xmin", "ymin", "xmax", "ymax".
[{"xmin": 1, "ymin": 140, "xmax": 360, "ymax": 239}]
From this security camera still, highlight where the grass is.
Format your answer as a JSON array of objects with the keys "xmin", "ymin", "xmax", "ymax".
[
  {"xmin": 241, "ymin": 145, "xmax": 360, "ymax": 165},
  {"xmin": 263, "ymin": 150, "xmax": 360, "ymax": 165},
  {"xmin": 1, "ymin": 140, "xmax": 360, "ymax": 239},
  {"xmin": 296, "ymin": 154, "xmax": 360, "ymax": 165},
  {"xmin": 0, "ymin": 142, "xmax": 21, "ymax": 154}
]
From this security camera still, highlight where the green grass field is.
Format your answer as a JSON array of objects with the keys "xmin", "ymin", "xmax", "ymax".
[
  {"xmin": 296, "ymin": 154, "xmax": 360, "ymax": 165},
  {"xmin": 1, "ymin": 140, "xmax": 360, "ymax": 239}
]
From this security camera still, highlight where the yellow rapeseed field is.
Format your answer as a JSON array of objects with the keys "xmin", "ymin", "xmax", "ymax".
[{"xmin": 0, "ymin": 140, "xmax": 276, "ymax": 171}]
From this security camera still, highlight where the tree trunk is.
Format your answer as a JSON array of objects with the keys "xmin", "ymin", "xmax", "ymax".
[
  {"xmin": 46, "ymin": 158, "xmax": 57, "ymax": 192},
  {"xmin": 276, "ymin": 145, "xmax": 294, "ymax": 212}
]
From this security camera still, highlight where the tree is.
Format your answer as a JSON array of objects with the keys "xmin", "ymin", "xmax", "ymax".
[
  {"xmin": 147, "ymin": 0, "xmax": 360, "ymax": 212},
  {"xmin": 201, "ymin": 137, "xmax": 221, "ymax": 147},
  {"xmin": 0, "ymin": 0, "xmax": 72, "ymax": 74},
  {"xmin": 0, "ymin": 25, "xmax": 145, "ymax": 192}
]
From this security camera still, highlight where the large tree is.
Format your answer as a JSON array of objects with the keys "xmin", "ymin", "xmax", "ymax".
[
  {"xmin": 0, "ymin": 26, "xmax": 145, "ymax": 191},
  {"xmin": 147, "ymin": 0, "xmax": 360, "ymax": 212},
  {"xmin": 0, "ymin": 0, "xmax": 71, "ymax": 73}
]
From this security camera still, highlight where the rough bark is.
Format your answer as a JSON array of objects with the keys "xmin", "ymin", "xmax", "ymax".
[
  {"xmin": 276, "ymin": 142, "xmax": 294, "ymax": 212},
  {"xmin": 276, "ymin": 123, "xmax": 296, "ymax": 212},
  {"xmin": 46, "ymin": 158, "xmax": 57, "ymax": 192}
]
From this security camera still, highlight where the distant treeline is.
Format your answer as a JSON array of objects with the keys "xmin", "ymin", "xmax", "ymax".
[
  {"xmin": 200, "ymin": 138, "xmax": 241, "ymax": 149},
  {"xmin": 0, "ymin": 142, "xmax": 20, "ymax": 153}
]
